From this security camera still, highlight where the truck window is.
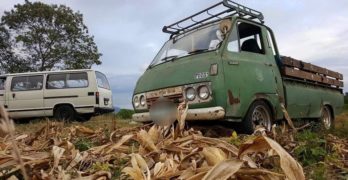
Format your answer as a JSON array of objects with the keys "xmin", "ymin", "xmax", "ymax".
[
  {"xmin": 227, "ymin": 22, "xmax": 264, "ymax": 54},
  {"xmin": 96, "ymin": 71, "xmax": 110, "ymax": 89},
  {"xmin": 0, "ymin": 78, "xmax": 5, "ymax": 90},
  {"xmin": 47, "ymin": 72, "xmax": 88, "ymax": 89},
  {"xmin": 11, "ymin": 75, "xmax": 43, "ymax": 91}
]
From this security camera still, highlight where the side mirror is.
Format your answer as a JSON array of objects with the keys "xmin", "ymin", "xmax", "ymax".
[{"xmin": 219, "ymin": 19, "xmax": 232, "ymax": 35}]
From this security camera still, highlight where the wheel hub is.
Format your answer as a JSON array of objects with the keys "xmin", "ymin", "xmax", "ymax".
[
  {"xmin": 322, "ymin": 107, "xmax": 331, "ymax": 130},
  {"xmin": 251, "ymin": 105, "xmax": 271, "ymax": 131}
]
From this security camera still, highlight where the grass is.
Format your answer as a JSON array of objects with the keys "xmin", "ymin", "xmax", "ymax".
[{"xmin": 14, "ymin": 113, "xmax": 138, "ymax": 134}]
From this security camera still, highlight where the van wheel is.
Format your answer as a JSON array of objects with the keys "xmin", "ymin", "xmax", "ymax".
[
  {"xmin": 54, "ymin": 105, "xmax": 76, "ymax": 122},
  {"xmin": 320, "ymin": 106, "xmax": 333, "ymax": 130},
  {"xmin": 242, "ymin": 101, "xmax": 272, "ymax": 134},
  {"xmin": 77, "ymin": 114, "xmax": 93, "ymax": 122}
]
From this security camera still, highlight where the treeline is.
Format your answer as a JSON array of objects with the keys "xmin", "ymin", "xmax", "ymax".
[{"xmin": 0, "ymin": 0, "xmax": 101, "ymax": 74}]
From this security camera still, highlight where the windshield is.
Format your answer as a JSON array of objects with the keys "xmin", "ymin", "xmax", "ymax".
[{"xmin": 150, "ymin": 22, "xmax": 222, "ymax": 67}]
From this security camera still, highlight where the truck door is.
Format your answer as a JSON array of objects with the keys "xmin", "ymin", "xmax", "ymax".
[
  {"xmin": 0, "ymin": 77, "xmax": 6, "ymax": 107},
  {"xmin": 7, "ymin": 75, "xmax": 45, "ymax": 118},
  {"xmin": 222, "ymin": 20, "xmax": 278, "ymax": 118}
]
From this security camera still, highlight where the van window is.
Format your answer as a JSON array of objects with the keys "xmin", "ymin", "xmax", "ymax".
[
  {"xmin": 96, "ymin": 72, "xmax": 110, "ymax": 89},
  {"xmin": 47, "ymin": 72, "xmax": 88, "ymax": 89},
  {"xmin": 67, "ymin": 73, "xmax": 88, "ymax": 88},
  {"xmin": 11, "ymin": 75, "xmax": 43, "ymax": 91},
  {"xmin": 227, "ymin": 22, "xmax": 264, "ymax": 54},
  {"xmin": 0, "ymin": 77, "xmax": 5, "ymax": 90}
]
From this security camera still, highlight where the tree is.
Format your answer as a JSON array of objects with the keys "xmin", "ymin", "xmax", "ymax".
[{"xmin": 0, "ymin": 0, "xmax": 101, "ymax": 73}]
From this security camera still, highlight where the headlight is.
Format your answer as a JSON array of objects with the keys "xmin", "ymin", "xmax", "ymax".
[
  {"xmin": 140, "ymin": 95, "xmax": 146, "ymax": 106},
  {"xmin": 198, "ymin": 85, "xmax": 210, "ymax": 99},
  {"xmin": 133, "ymin": 96, "xmax": 140, "ymax": 107},
  {"xmin": 185, "ymin": 87, "xmax": 196, "ymax": 101}
]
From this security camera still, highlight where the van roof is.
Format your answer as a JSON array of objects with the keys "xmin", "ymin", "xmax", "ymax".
[{"xmin": 0, "ymin": 69, "xmax": 94, "ymax": 77}]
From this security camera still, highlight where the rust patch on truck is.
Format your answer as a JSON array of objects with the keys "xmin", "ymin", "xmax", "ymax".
[{"xmin": 228, "ymin": 90, "xmax": 240, "ymax": 105}]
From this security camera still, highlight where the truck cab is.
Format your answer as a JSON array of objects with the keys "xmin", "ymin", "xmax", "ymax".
[{"xmin": 132, "ymin": 0, "xmax": 344, "ymax": 133}]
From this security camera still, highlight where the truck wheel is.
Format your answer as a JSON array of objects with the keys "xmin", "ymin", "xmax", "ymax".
[
  {"xmin": 54, "ymin": 105, "xmax": 76, "ymax": 122},
  {"xmin": 321, "ymin": 106, "xmax": 333, "ymax": 130},
  {"xmin": 242, "ymin": 101, "xmax": 272, "ymax": 134}
]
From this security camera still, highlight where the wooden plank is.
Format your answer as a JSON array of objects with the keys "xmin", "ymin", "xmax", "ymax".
[
  {"xmin": 282, "ymin": 57, "xmax": 301, "ymax": 68},
  {"xmin": 281, "ymin": 57, "xmax": 343, "ymax": 80},
  {"xmin": 282, "ymin": 67, "xmax": 343, "ymax": 87},
  {"xmin": 283, "ymin": 67, "xmax": 321, "ymax": 82}
]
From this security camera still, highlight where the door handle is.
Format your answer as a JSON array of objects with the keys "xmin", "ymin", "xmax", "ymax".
[
  {"xmin": 264, "ymin": 63, "xmax": 273, "ymax": 67},
  {"xmin": 12, "ymin": 93, "xmax": 15, "ymax": 98}
]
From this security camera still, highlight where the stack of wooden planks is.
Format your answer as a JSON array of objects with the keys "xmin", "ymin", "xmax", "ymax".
[{"xmin": 281, "ymin": 56, "xmax": 344, "ymax": 88}]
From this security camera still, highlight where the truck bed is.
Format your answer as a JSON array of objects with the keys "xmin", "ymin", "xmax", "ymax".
[
  {"xmin": 280, "ymin": 57, "xmax": 344, "ymax": 119},
  {"xmin": 280, "ymin": 56, "xmax": 344, "ymax": 88}
]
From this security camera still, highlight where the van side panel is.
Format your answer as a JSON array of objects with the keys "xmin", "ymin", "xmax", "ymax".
[
  {"xmin": 43, "ymin": 71, "xmax": 97, "ymax": 116},
  {"xmin": 7, "ymin": 75, "xmax": 45, "ymax": 118}
]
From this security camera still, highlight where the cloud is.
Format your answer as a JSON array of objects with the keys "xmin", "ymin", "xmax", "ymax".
[{"xmin": 0, "ymin": 0, "xmax": 347, "ymax": 108}]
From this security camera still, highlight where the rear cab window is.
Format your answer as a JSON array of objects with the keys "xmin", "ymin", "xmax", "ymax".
[
  {"xmin": 95, "ymin": 71, "xmax": 110, "ymax": 90},
  {"xmin": 11, "ymin": 75, "xmax": 43, "ymax": 91},
  {"xmin": 46, "ymin": 72, "xmax": 88, "ymax": 89}
]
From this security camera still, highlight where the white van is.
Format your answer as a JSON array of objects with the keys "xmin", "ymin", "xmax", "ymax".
[{"xmin": 0, "ymin": 69, "xmax": 114, "ymax": 121}]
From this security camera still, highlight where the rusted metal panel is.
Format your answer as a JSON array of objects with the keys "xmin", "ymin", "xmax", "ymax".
[{"xmin": 227, "ymin": 90, "xmax": 240, "ymax": 105}]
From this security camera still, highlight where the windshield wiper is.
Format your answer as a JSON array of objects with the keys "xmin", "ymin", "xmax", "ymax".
[
  {"xmin": 161, "ymin": 55, "xmax": 178, "ymax": 62},
  {"xmin": 188, "ymin": 49, "xmax": 209, "ymax": 55}
]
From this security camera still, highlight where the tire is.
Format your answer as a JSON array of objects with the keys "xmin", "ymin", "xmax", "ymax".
[
  {"xmin": 320, "ymin": 106, "xmax": 333, "ymax": 130},
  {"xmin": 77, "ymin": 114, "xmax": 93, "ymax": 122},
  {"xmin": 242, "ymin": 101, "xmax": 272, "ymax": 134},
  {"xmin": 54, "ymin": 105, "xmax": 76, "ymax": 122}
]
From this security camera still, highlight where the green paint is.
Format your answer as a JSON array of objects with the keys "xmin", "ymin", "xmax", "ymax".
[{"xmin": 133, "ymin": 16, "xmax": 344, "ymax": 120}]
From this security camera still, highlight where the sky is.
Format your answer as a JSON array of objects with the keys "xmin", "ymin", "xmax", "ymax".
[{"xmin": 0, "ymin": 0, "xmax": 347, "ymax": 108}]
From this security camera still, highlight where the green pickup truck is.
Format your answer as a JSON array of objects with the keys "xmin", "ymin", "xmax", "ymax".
[{"xmin": 132, "ymin": 0, "xmax": 344, "ymax": 133}]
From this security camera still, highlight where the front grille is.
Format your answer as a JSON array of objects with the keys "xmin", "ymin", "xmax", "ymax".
[
  {"xmin": 145, "ymin": 86, "xmax": 184, "ymax": 109},
  {"xmin": 146, "ymin": 93, "xmax": 184, "ymax": 109}
]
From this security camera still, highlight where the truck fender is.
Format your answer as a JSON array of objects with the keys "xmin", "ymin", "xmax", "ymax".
[{"xmin": 246, "ymin": 93, "xmax": 278, "ymax": 121}]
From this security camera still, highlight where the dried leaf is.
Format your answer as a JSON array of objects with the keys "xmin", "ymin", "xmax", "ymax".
[
  {"xmin": 137, "ymin": 129, "xmax": 158, "ymax": 152},
  {"xmin": 202, "ymin": 159, "xmax": 243, "ymax": 180},
  {"xmin": 201, "ymin": 147, "xmax": 226, "ymax": 166},
  {"xmin": 148, "ymin": 125, "xmax": 160, "ymax": 143},
  {"xmin": 239, "ymin": 136, "xmax": 305, "ymax": 180},
  {"xmin": 51, "ymin": 146, "xmax": 65, "ymax": 173}
]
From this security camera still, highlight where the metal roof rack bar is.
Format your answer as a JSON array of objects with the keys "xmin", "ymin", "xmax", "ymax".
[{"xmin": 162, "ymin": 0, "xmax": 264, "ymax": 36}]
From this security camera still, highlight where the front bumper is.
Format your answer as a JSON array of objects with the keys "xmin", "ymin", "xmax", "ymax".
[{"xmin": 132, "ymin": 106, "xmax": 225, "ymax": 122}]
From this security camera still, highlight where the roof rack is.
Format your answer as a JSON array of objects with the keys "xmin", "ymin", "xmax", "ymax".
[{"xmin": 162, "ymin": 0, "xmax": 264, "ymax": 36}]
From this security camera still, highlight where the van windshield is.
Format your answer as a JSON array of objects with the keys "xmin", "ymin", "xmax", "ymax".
[
  {"xmin": 96, "ymin": 72, "xmax": 110, "ymax": 90},
  {"xmin": 0, "ymin": 77, "xmax": 5, "ymax": 90},
  {"xmin": 150, "ymin": 22, "xmax": 221, "ymax": 67}
]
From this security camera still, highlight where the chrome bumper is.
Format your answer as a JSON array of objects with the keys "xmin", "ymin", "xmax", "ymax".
[{"xmin": 132, "ymin": 106, "xmax": 225, "ymax": 122}]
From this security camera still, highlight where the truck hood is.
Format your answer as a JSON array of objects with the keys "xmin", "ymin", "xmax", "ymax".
[{"xmin": 134, "ymin": 52, "xmax": 219, "ymax": 94}]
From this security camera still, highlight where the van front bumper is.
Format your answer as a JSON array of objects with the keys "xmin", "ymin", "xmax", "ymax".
[{"xmin": 132, "ymin": 106, "xmax": 225, "ymax": 122}]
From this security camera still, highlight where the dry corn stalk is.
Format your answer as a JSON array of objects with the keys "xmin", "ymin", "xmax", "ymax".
[
  {"xmin": 0, "ymin": 106, "xmax": 28, "ymax": 180},
  {"xmin": 0, "ymin": 104, "xmax": 309, "ymax": 179}
]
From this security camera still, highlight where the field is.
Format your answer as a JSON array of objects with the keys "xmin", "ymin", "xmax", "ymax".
[{"xmin": 1, "ymin": 107, "xmax": 348, "ymax": 179}]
